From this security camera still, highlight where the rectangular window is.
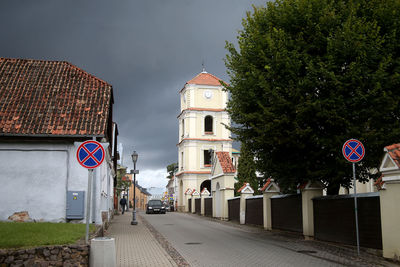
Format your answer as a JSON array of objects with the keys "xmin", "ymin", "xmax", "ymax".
[{"xmin": 204, "ymin": 150, "xmax": 211, "ymax": 166}]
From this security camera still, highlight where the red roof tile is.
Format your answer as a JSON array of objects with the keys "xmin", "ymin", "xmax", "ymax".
[
  {"xmin": 385, "ymin": 143, "xmax": 400, "ymax": 167},
  {"xmin": 237, "ymin": 182, "xmax": 247, "ymax": 193},
  {"xmin": 186, "ymin": 72, "xmax": 224, "ymax": 86},
  {"xmin": 216, "ymin": 151, "xmax": 236, "ymax": 174},
  {"xmin": 0, "ymin": 58, "xmax": 113, "ymax": 137},
  {"xmin": 260, "ymin": 178, "xmax": 272, "ymax": 192}
]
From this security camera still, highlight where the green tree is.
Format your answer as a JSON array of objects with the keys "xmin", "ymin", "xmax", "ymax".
[
  {"xmin": 234, "ymin": 143, "xmax": 260, "ymax": 195},
  {"xmin": 116, "ymin": 165, "xmax": 131, "ymax": 199},
  {"xmin": 166, "ymin": 162, "xmax": 178, "ymax": 179},
  {"xmin": 225, "ymin": 0, "xmax": 400, "ymax": 194}
]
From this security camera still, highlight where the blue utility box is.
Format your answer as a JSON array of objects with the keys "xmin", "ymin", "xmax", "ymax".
[{"xmin": 66, "ymin": 191, "xmax": 85, "ymax": 219}]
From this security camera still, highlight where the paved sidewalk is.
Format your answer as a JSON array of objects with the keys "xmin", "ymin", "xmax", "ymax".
[{"xmin": 106, "ymin": 211, "xmax": 177, "ymax": 267}]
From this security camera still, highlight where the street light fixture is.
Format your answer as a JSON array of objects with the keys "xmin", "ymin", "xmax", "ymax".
[{"xmin": 131, "ymin": 151, "xmax": 138, "ymax": 225}]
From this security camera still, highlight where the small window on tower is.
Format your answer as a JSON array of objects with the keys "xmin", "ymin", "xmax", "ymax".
[
  {"xmin": 205, "ymin": 116, "xmax": 213, "ymax": 134},
  {"xmin": 204, "ymin": 150, "xmax": 212, "ymax": 167}
]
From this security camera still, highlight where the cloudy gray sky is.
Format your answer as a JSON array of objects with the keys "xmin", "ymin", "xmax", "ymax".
[{"xmin": 0, "ymin": 0, "xmax": 265, "ymax": 188}]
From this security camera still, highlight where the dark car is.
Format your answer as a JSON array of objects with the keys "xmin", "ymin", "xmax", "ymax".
[{"xmin": 146, "ymin": 199, "xmax": 166, "ymax": 214}]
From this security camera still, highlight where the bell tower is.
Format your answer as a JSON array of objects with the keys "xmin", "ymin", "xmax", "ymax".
[{"xmin": 176, "ymin": 70, "xmax": 232, "ymax": 211}]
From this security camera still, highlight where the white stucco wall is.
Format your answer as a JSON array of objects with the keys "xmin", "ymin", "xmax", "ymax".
[{"xmin": 0, "ymin": 141, "xmax": 114, "ymax": 224}]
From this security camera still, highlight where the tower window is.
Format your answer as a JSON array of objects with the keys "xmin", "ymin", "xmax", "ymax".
[
  {"xmin": 204, "ymin": 150, "xmax": 212, "ymax": 166},
  {"xmin": 205, "ymin": 116, "xmax": 213, "ymax": 133}
]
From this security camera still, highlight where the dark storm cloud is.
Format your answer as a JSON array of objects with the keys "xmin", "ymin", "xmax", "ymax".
[{"xmin": 0, "ymin": 0, "xmax": 265, "ymax": 171}]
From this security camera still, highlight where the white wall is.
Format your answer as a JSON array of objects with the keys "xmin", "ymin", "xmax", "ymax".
[{"xmin": 0, "ymin": 142, "xmax": 114, "ymax": 224}]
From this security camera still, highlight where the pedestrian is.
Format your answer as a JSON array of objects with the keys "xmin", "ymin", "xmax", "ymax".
[{"xmin": 120, "ymin": 197, "xmax": 127, "ymax": 214}]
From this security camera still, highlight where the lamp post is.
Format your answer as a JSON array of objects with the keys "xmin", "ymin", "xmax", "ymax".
[{"xmin": 131, "ymin": 151, "xmax": 138, "ymax": 225}]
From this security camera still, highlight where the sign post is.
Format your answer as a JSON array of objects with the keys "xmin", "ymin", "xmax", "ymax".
[
  {"xmin": 77, "ymin": 140, "xmax": 105, "ymax": 244},
  {"xmin": 342, "ymin": 139, "xmax": 365, "ymax": 256}
]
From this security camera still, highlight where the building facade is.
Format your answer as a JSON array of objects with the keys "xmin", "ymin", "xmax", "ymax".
[
  {"xmin": 0, "ymin": 58, "xmax": 117, "ymax": 224},
  {"xmin": 176, "ymin": 70, "xmax": 233, "ymax": 211}
]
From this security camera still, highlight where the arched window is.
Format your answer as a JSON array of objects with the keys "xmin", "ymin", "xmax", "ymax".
[{"xmin": 205, "ymin": 116, "xmax": 213, "ymax": 133}]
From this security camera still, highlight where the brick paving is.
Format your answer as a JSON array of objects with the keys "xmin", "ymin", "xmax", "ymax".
[{"xmin": 106, "ymin": 212, "xmax": 178, "ymax": 267}]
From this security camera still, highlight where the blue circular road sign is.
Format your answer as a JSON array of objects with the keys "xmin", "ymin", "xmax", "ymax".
[
  {"xmin": 342, "ymin": 139, "xmax": 365, "ymax": 163},
  {"xmin": 76, "ymin": 140, "xmax": 105, "ymax": 169}
]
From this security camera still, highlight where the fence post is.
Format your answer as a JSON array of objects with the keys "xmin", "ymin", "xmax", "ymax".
[
  {"xmin": 184, "ymin": 188, "xmax": 192, "ymax": 212},
  {"xmin": 261, "ymin": 179, "xmax": 280, "ymax": 230},
  {"xmin": 191, "ymin": 189, "xmax": 199, "ymax": 213},
  {"xmin": 239, "ymin": 183, "xmax": 254, "ymax": 225},
  {"xmin": 200, "ymin": 188, "xmax": 210, "ymax": 215},
  {"xmin": 299, "ymin": 181, "xmax": 324, "ymax": 240},
  {"xmin": 379, "ymin": 146, "xmax": 400, "ymax": 260}
]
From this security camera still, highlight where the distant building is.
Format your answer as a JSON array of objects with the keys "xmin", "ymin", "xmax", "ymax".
[
  {"xmin": 175, "ymin": 70, "xmax": 234, "ymax": 211},
  {"xmin": 0, "ymin": 58, "xmax": 118, "ymax": 224}
]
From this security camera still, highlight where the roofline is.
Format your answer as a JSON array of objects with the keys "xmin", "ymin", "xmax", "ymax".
[
  {"xmin": 0, "ymin": 133, "xmax": 105, "ymax": 138},
  {"xmin": 0, "ymin": 57, "xmax": 113, "ymax": 87}
]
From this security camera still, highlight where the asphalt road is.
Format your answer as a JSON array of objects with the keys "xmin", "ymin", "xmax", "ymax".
[{"xmin": 142, "ymin": 212, "xmax": 348, "ymax": 267}]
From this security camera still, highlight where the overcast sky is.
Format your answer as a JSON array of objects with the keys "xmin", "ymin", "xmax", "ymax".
[{"xmin": 0, "ymin": 0, "xmax": 266, "ymax": 188}]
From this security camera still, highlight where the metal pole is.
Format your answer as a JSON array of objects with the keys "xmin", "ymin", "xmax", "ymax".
[
  {"xmin": 353, "ymin": 163, "xmax": 360, "ymax": 255},
  {"xmin": 131, "ymin": 161, "xmax": 138, "ymax": 225},
  {"xmin": 85, "ymin": 169, "xmax": 93, "ymax": 244}
]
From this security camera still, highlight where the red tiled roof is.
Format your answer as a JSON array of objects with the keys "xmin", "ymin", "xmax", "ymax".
[
  {"xmin": 260, "ymin": 178, "xmax": 272, "ymax": 192},
  {"xmin": 237, "ymin": 182, "xmax": 247, "ymax": 193},
  {"xmin": 0, "ymin": 58, "xmax": 113, "ymax": 136},
  {"xmin": 385, "ymin": 144, "xmax": 400, "ymax": 167},
  {"xmin": 186, "ymin": 72, "xmax": 224, "ymax": 86},
  {"xmin": 216, "ymin": 152, "xmax": 236, "ymax": 174}
]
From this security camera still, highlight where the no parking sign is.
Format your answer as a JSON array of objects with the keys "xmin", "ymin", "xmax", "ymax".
[{"xmin": 342, "ymin": 138, "xmax": 365, "ymax": 255}]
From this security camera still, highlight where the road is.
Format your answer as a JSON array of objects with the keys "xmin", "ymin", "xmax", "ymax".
[{"xmin": 142, "ymin": 212, "xmax": 361, "ymax": 267}]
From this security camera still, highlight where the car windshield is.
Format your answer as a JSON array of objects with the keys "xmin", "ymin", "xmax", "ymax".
[{"xmin": 148, "ymin": 200, "xmax": 162, "ymax": 206}]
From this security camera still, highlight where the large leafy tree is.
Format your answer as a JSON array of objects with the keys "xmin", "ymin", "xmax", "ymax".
[
  {"xmin": 225, "ymin": 0, "xmax": 400, "ymax": 194},
  {"xmin": 234, "ymin": 143, "xmax": 261, "ymax": 196}
]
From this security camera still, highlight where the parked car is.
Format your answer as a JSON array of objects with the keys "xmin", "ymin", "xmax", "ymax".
[
  {"xmin": 165, "ymin": 205, "xmax": 171, "ymax": 212},
  {"xmin": 146, "ymin": 199, "xmax": 166, "ymax": 214}
]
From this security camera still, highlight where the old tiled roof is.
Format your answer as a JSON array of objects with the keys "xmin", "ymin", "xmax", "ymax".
[
  {"xmin": 385, "ymin": 143, "xmax": 400, "ymax": 167},
  {"xmin": 216, "ymin": 151, "xmax": 236, "ymax": 174},
  {"xmin": 0, "ymin": 58, "xmax": 113, "ymax": 136},
  {"xmin": 186, "ymin": 71, "xmax": 224, "ymax": 86}
]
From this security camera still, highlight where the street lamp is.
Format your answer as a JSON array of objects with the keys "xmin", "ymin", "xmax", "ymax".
[{"xmin": 131, "ymin": 151, "xmax": 139, "ymax": 225}]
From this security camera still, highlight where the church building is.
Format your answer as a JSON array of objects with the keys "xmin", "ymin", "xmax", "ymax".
[{"xmin": 176, "ymin": 69, "xmax": 233, "ymax": 211}]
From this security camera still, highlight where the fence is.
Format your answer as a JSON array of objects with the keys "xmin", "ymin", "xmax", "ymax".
[
  {"xmin": 204, "ymin": 197, "xmax": 213, "ymax": 217},
  {"xmin": 271, "ymin": 194, "xmax": 303, "ymax": 233},
  {"xmin": 245, "ymin": 196, "xmax": 263, "ymax": 226},
  {"xmin": 195, "ymin": 198, "xmax": 201, "ymax": 214},
  {"xmin": 228, "ymin": 197, "xmax": 240, "ymax": 221},
  {"xmin": 313, "ymin": 192, "xmax": 382, "ymax": 249}
]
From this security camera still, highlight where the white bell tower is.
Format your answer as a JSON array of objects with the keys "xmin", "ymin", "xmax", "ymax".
[{"xmin": 176, "ymin": 69, "xmax": 232, "ymax": 211}]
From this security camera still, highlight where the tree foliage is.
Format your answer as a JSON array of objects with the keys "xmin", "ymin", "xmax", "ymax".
[
  {"xmin": 225, "ymin": 0, "xmax": 400, "ymax": 194},
  {"xmin": 234, "ymin": 143, "xmax": 260, "ymax": 195},
  {"xmin": 166, "ymin": 162, "xmax": 178, "ymax": 179},
  {"xmin": 116, "ymin": 165, "xmax": 131, "ymax": 198}
]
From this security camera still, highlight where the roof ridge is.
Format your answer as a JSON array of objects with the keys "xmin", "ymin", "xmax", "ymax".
[{"xmin": 0, "ymin": 57, "xmax": 112, "ymax": 87}]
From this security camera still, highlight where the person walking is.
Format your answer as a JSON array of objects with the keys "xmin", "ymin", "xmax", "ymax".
[{"xmin": 120, "ymin": 197, "xmax": 127, "ymax": 214}]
